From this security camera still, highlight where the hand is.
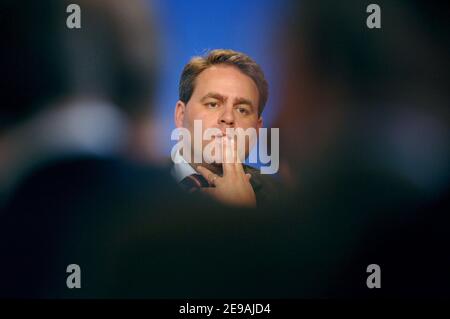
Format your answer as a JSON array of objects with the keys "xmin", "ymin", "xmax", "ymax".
[{"xmin": 197, "ymin": 136, "xmax": 256, "ymax": 208}]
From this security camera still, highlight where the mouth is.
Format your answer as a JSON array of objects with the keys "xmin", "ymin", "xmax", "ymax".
[{"xmin": 213, "ymin": 131, "xmax": 226, "ymax": 138}]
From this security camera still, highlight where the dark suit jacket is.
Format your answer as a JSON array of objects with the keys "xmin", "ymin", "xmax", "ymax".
[{"xmin": 244, "ymin": 164, "xmax": 281, "ymax": 207}]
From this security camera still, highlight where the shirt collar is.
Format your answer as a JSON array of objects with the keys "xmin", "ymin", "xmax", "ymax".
[{"xmin": 171, "ymin": 151, "xmax": 197, "ymax": 183}]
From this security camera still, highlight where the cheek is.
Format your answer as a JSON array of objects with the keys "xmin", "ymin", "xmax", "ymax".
[
  {"xmin": 184, "ymin": 108, "xmax": 218, "ymax": 136},
  {"xmin": 193, "ymin": 112, "xmax": 218, "ymax": 129},
  {"xmin": 236, "ymin": 117, "xmax": 260, "ymax": 130},
  {"xmin": 186, "ymin": 105, "xmax": 211, "ymax": 121},
  {"xmin": 183, "ymin": 106, "xmax": 202, "ymax": 128}
]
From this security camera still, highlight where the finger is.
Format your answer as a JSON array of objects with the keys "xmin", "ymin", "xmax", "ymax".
[
  {"xmin": 246, "ymin": 173, "xmax": 252, "ymax": 180},
  {"xmin": 197, "ymin": 165, "xmax": 221, "ymax": 186},
  {"xmin": 234, "ymin": 132, "xmax": 247, "ymax": 164},
  {"xmin": 222, "ymin": 135, "xmax": 238, "ymax": 175},
  {"xmin": 229, "ymin": 137, "xmax": 246, "ymax": 174},
  {"xmin": 223, "ymin": 137, "xmax": 247, "ymax": 177}
]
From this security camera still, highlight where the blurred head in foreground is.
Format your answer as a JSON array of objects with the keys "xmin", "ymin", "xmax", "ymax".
[
  {"xmin": 0, "ymin": 0, "xmax": 160, "ymax": 201},
  {"xmin": 272, "ymin": 0, "xmax": 449, "ymax": 297},
  {"xmin": 275, "ymin": 0, "xmax": 449, "ymax": 199}
]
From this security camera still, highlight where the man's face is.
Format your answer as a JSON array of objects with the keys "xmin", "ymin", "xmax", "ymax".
[{"xmin": 175, "ymin": 64, "xmax": 262, "ymax": 163}]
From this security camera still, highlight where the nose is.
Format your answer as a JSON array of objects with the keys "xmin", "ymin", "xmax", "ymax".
[{"xmin": 218, "ymin": 105, "xmax": 235, "ymax": 127}]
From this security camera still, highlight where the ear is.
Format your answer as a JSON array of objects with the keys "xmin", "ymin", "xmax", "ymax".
[
  {"xmin": 174, "ymin": 101, "xmax": 186, "ymax": 128},
  {"xmin": 256, "ymin": 116, "xmax": 263, "ymax": 130}
]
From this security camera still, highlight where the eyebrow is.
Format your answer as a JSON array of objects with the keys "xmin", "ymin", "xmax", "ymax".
[
  {"xmin": 200, "ymin": 92, "xmax": 255, "ymax": 109},
  {"xmin": 233, "ymin": 97, "xmax": 254, "ymax": 109},
  {"xmin": 200, "ymin": 92, "xmax": 226, "ymax": 103}
]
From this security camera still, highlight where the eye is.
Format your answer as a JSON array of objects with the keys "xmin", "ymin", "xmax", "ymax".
[
  {"xmin": 237, "ymin": 107, "xmax": 250, "ymax": 115},
  {"xmin": 206, "ymin": 102, "xmax": 219, "ymax": 108}
]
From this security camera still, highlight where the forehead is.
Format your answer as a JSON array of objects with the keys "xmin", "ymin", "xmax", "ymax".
[{"xmin": 193, "ymin": 65, "xmax": 259, "ymax": 103}]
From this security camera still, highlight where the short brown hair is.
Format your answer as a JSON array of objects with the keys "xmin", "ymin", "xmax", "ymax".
[{"xmin": 179, "ymin": 49, "xmax": 268, "ymax": 116}]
